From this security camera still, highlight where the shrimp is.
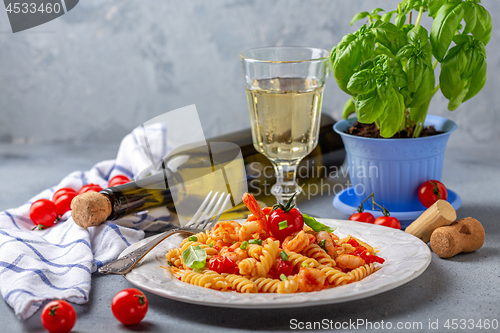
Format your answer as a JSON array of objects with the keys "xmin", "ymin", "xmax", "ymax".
[
  {"xmin": 316, "ymin": 231, "xmax": 338, "ymax": 258},
  {"xmin": 297, "ymin": 267, "xmax": 327, "ymax": 292},
  {"xmin": 210, "ymin": 221, "xmax": 241, "ymax": 244},
  {"xmin": 220, "ymin": 242, "xmax": 248, "ymax": 264},
  {"xmin": 238, "ymin": 220, "xmax": 263, "ymax": 242},
  {"xmin": 282, "ymin": 230, "xmax": 311, "ymax": 253},
  {"xmin": 335, "ymin": 254, "xmax": 365, "ymax": 270},
  {"xmin": 242, "ymin": 193, "xmax": 270, "ymax": 238}
]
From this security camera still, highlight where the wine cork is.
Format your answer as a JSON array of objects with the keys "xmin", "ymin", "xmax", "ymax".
[
  {"xmin": 405, "ymin": 200, "xmax": 456, "ymax": 243},
  {"xmin": 71, "ymin": 192, "xmax": 112, "ymax": 228},
  {"xmin": 430, "ymin": 217, "xmax": 485, "ymax": 258}
]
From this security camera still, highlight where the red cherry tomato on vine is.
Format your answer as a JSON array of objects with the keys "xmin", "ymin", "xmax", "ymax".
[
  {"xmin": 41, "ymin": 300, "xmax": 76, "ymax": 333},
  {"xmin": 30, "ymin": 199, "xmax": 58, "ymax": 229},
  {"xmin": 111, "ymin": 288, "xmax": 148, "ymax": 326},
  {"xmin": 108, "ymin": 175, "xmax": 131, "ymax": 187},
  {"xmin": 208, "ymin": 255, "xmax": 239, "ymax": 274},
  {"xmin": 54, "ymin": 192, "xmax": 77, "ymax": 216},
  {"xmin": 268, "ymin": 207, "xmax": 304, "ymax": 242},
  {"xmin": 349, "ymin": 212, "xmax": 375, "ymax": 224},
  {"xmin": 418, "ymin": 180, "xmax": 448, "ymax": 208},
  {"xmin": 78, "ymin": 183, "xmax": 103, "ymax": 194},
  {"xmin": 374, "ymin": 216, "xmax": 401, "ymax": 229},
  {"xmin": 52, "ymin": 188, "xmax": 76, "ymax": 203}
]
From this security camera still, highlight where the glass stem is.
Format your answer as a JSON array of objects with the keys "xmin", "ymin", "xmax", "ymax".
[{"xmin": 271, "ymin": 161, "xmax": 302, "ymax": 207}]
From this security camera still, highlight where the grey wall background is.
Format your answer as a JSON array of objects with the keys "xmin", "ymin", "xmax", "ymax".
[{"xmin": 0, "ymin": 0, "xmax": 498, "ymax": 147}]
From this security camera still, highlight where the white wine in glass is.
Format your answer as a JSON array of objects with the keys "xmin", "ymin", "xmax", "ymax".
[{"xmin": 241, "ymin": 47, "xmax": 329, "ymax": 206}]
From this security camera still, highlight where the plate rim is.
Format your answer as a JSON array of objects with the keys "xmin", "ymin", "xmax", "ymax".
[{"xmin": 122, "ymin": 218, "xmax": 432, "ymax": 309}]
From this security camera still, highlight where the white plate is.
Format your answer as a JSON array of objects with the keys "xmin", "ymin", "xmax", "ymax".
[{"xmin": 122, "ymin": 219, "xmax": 431, "ymax": 308}]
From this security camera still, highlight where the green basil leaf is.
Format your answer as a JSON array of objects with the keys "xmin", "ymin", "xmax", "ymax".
[
  {"xmin": 407, "ymin": 25, "xmax": 429, "ymax": 46},
  {"xmin": 347, "ymin": 69, "xmax": 377, "ymax": 94},
  {"xmin": 181, "ymin": 245, "xmax": 207, "ymax": 270},
  {"xmin": 440, "ymin": 45, "xmax": 467, "ymax": 100},
  {"xmin": 409, "ymin": 97, "xmax": 431, "ymax": 126},
  {"xmin": 374, "ymin": 44, "xmax": 395, "ymax": 58},
  {"xmin": 302, "ymin": 214, "xmax": 336, "ymax": 233},
  {"xmin": 406, "ymin": 56, "xmax": 424, "ymax": 92},
  {"xmin": 447, "ymin": 79, "xmax": 470, "ymax": 111},
  {"xmin": 463, "ymin": 57, "xmax": 486, "ymax": 102},
  {"xmin": 351, "ymin": 12, "xmax": 370, "ymax": 26},
  {"xmin": 399, "ymin": 87, "xmax": 412, "ymax": 107},
  {"xmin": 469, "ymin": 3, "xmax": 492, "ymax": 45},
  {"xmin": 355, "ymin": 90, "xmax": 387, "ymax": 123},
  {"xmin": 332, "ymin": 33, "xmax": 363, "ymax": 94},
  {"xmin": 381, "ymin": 10, "xmax": 396, "ymax": 23},
  {"xmin": 428, "ymin": 0, "xmax": 448, "ymax": 19},
  {"xmin": 408, "ymin": 66, "xmax": 435, "ymax": 108},
  {"xmin": 379, "ymin": 88, "xmax": 405, "ymax": 138},
  {"xmin": 342, "ymin": 98, "xmax": 356, "ymax": 119},
  {"xmin": 462, "ymin": 2, "xmax": 477, "ymax": 35},
  {"xmin": 371, "ymin": 20, "xmax": 408, "ymax": 55},
  {"xmin": 371, "ymin": 8, "xmax": 385, "ymax": 15},
  {"xmin": 376, "ymin": 77, "xmax": 394, "ymax": 101},
  {"xmin": 395, "ymin": 13, "xmax": 406, "ymax": 29},
  {"xmin": 391, "ymin": 63, "xmax": 407, "ymax": 88},
  {"xmin": 430, "ymin": 2, "xmax": 465, "ymax": 61},
  {"xmin": 360, "ymin": 32, "xmax": 376, "ymax": 61}
]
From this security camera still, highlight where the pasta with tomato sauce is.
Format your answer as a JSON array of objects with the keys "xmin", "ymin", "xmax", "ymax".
[{"xmin": 163, "ymin": 194, "xmax": 385, "ymax": 294}]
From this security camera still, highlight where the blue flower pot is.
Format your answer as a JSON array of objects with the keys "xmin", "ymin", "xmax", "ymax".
[{"xmin": 333, "ymin": 115, "xmax": 457, "ymax": 212}]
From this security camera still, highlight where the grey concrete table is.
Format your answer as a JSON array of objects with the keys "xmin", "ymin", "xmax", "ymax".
[{"xmin": 1, "ymin": 143, "xmax": 499, "ymax": 333}]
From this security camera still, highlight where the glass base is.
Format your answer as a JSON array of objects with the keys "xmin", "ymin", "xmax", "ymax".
[{"xmin": 271, "ymin": 182, "xmax": 302, "ymax": 206}]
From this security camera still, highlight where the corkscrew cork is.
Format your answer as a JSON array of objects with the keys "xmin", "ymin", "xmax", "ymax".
[
  {"xmin": 71, "ymin": 192, "xmax": 112, "ymax": 228},
  {"xmin": 405, "ymin": 200, "xmax": 457, "ymax": 243}
]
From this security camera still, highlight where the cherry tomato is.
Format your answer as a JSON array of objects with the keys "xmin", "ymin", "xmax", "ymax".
[
  {"xmin": 52, "ymin": 188, "xmax": 77, "ymax": 203},
  {"xmin": 418, "ymin": 180, "xmax": 448, "ymax": 208},
  {"xmin": 208, "ymin": 255, "xmax": 239, "ymax": 274},
  {"xmin": 268, "ymin": 258, "xmax": 293, "ymax": 280},
  {"xmin": 111, "ymin": 288, "xmax": 148, "ymax": 326},
  {"xmin": 374, "ymin": 216, "xmax": 401, "ymax": 229},
  {"xmin": 53, "ymin": 192, "xmax": 77, "ymax": 216},
  {"xmin": 78, "ymin": 183, "xmax": 103, "ymax": 194},
  {"xmin": 349, "ymin": 212, "xmax": 375, "ymax": 224},
  {"xmin": 108, "ymin": 175, "xmax": 131, "ymax": 187},
  {"xmin": 268, "ymin": 207, "xmax": 304, "ymax": 242},
  {"xmin": 30, "ymin": 199, "xmax": 58, "ymax": 229},
  {"xmin": 41, "ymin": 300, "xmax": 76, "ymax": 333}
]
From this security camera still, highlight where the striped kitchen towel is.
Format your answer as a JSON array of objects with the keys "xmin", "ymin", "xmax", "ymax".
[{"xmin": 0, "ymin": 122, "xmax": 174, "ymax": 319}]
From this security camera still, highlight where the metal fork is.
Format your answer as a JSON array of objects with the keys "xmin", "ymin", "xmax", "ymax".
[{"xmin": 98, "ymin": 191, "xmax": 231, "ymax": 275}]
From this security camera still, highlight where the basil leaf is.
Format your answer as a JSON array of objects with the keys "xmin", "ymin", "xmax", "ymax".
[
  {"xmin": 181, "ymin": 245, "xmax": 207, "ymax": 270},
  {"xmin": 342, "ymin": 98, "xmax": 356, "ymax": 119},
  {"xmin": 428, "ymin": 0, "xmax": 447, "ymax": 19},
  {"xmin": 381, "ymin": 10, "xmax": 396, "ymax": 23},
  {"xmin": 351, "ymin": 11, "xmax": 370, "ymax": 26},
  {"xmin": 371, "ymin": 8, "xmax": 385, "ymax": 15},
  {"xmin": 408, "ymin": 66, "xmax": 435, "ymax": 108},
  {"xmin": 463, "ymin": 57, "xmax": 487, "ymax": 103},
  {"xmin": 376, "ymin": 77, "xmax": 394, "ymax": 101},
  {"xmin": 462, "ymin": 1, "xmax": 477, "ymax": 35},
  {"xmin": 371, "ymin": 20, "xmax": 408, "ymax": 55},
  {"xmin": 391, "ymin": 63, "xmax": 407, "ymax": 88},
  {"xmin": 395, "ymin": 13, "xmax": 406, "ymax": 29},
  {"xmin": 430, "ymin": 2, "xmax": 465, "ymax": 62},
  {"xmin": 355, "ymin": 90, "xmax": 387, "ymax": 123},
  {"xmin": 470, "ymin": 3, "xmax": 492, "ymax": 45},
  {"xmin": 406, "ymin": 56, "xmax": 424, "ymax": 93},
  {"xmin": 302, "ymin": 214, "xmax": 336, "ymax": 233},
  {"xmin": 407, "ymin": 25, "xmax": 429, "ymax": 47},
  {"xmin": 347, "ymin": 69, "xmax": 377, "ymax": 95},
  {"xmin": 379, "ymin": 88, "xmax": 405, "ymax": 138}
]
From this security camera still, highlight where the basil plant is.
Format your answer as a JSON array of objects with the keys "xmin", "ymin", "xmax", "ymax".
[{"xmin": 331, "ymin": 0, "xmax": 491, "ymax": 138}]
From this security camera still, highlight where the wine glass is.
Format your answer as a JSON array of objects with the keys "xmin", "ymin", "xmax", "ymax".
[{"xmin": 240, "ymin": 46, "xmax": 330, "ymax": 207}]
